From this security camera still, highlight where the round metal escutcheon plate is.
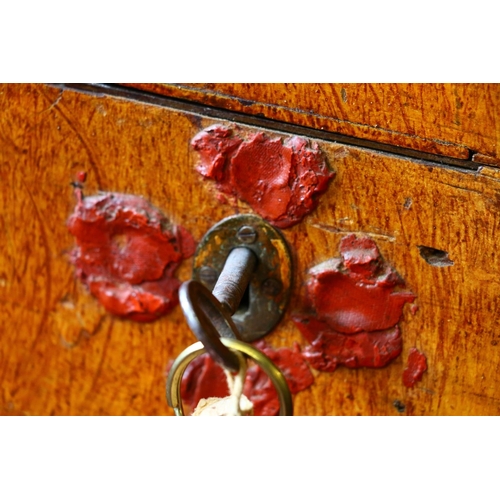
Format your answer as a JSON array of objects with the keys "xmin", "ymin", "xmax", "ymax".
[{"xmin": 192, "ymin": 214, "xmax": 292, "ymax": 342}]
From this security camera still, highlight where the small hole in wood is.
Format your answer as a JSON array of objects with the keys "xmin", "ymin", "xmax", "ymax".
[{"xmin": 417, "ymin": 246, "xmax": 454, "ymax": 267}]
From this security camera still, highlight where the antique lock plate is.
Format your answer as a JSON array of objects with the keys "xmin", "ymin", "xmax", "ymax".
[{"xmin": 192, "ymin": 214, "xmax": 292, "ymax": 342}]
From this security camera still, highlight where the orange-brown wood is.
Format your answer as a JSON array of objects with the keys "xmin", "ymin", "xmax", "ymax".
[
  {"xmin": 1, "ymin": 83, "xmax": 500, "ymax": 415},
  {"xmin": 125, "ymin": 83, "xmax": 500, "ymax": 162}
]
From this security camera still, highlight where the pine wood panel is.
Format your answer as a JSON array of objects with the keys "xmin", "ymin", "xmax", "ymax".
[
  {"xmin": 1, "ymin": 83, "xmax": 499, "ymax": 415},
  {"xmin": 125, "ymin": 83, "xmax": 500, "ymax": 164}
]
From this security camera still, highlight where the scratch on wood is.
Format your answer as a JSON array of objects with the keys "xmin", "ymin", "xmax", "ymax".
[
  {"xmin": 435, "ymin": 180, "xmax": 485, "ymax": 195},
  {"xmin": 468, "ymin": 392, "xmax": 500, "ymax": 402},
  {"xmin": 310, "ymin": 222, "xmax": 396, "ymax": 241},
  {"xmin": 418, "ymin": 387, "xmax": 435, "ymax": 395},
  {"xmin": 41, "ymin": 88, "xmax": 64, "ymax": 113}
]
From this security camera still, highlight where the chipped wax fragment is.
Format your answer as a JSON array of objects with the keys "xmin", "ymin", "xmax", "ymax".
[
  {"xmin": 180, "ymin": 353, "xmax": 230, "ymax": 413},
  {"xmin": 402, "ymin": 348, "xmax": 427, "ymax": 388},
  {"xmin": 243, "ymin": 341, "xmax": 314, "ymax": 416},
  {"xmin": 293, "ymin": 314, "xmax": 402, "ymax": 371},
  {"xmin": 191, "ymin": 124, "xmax": 242, "ymax": 184},
  {"xmin": 76, "ymin": 171, "xmax": 87, "ymax": 183}
]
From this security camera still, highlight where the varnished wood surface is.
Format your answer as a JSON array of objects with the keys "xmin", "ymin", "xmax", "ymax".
[
  {"xmin": 1, "ymin": 83, "xmax": 500, "ymax": 415},
  {"xmin": 124, "ymin": 83, "xmax": 500, "ymax": 164}
]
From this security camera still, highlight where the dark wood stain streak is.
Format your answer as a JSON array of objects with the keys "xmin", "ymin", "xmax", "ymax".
[
  {"xmin": 0, "ymin": 195, "xmax": 23, "ymax": 287},
  {"xmin": 59, "ymin": 314, "xmax": 106, "ymax": 349},
  {"xmin": 319, "ymin": 85, "xmax": 345, "ymax": 122},
  {"xmin": 20, "ymin": 176, "xmax": 52, "ymax": 354},
  {"xmin": 393, "ymin": 85, "xmax": 414, "ymax": 136},
  {"xmin": 0, "ymin": 130, "xmax": 28, "ymax": 155},
  {"xmin": 82, "ymin": 318, "xmax": 114, "ymax": 411},
  {"xmin": 38, "ymin": 88, "xmax": 103, "ymax": 189},
  {"xmin": 0, "ymin": 298, "xmax": 45, "ymax": 314},
  {"xmin": 468, "ymin": 392, "xmax": 500, "ymax": 402}
]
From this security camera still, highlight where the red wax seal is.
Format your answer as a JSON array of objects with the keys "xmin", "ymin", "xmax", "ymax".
[{"xmin": 68, "ymin": 192, "xmax": 195, "ymax": 322}]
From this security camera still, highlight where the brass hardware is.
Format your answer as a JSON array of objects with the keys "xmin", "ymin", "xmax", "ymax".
[{"xmin": 192, "ymin": 214, "xmax": 292, "ymax": 342}]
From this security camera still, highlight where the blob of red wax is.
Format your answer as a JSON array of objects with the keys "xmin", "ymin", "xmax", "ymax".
[
  {"xmin": 293, "ymin": 234, "xmax": 416, "ymax": 370},
  {"xmin": 67, "ymin": 192, "xmax": 195, "ymax": 322},
  {"xmin": 402, "ymin": 348, "xmax": 427, "ymax": 388},
  {"xmin": 293, "ymin": 315, "xmax": 403, "ymax": 371},
  {"xmin": 191, "ymin": 125, "xmax": 334, "ymax": 228}
]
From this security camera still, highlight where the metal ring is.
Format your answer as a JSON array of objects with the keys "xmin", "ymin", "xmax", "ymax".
[
  {"xmin": 179, "ymin": 280, "xmax": 241, "ymax": 373},
  {"xmin": 166, "ymin": 338, "xmax": 294, "ymax": 416}
]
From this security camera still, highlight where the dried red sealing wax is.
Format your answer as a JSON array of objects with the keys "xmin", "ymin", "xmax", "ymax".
[
  {"xmin": 191, "ymin": 124, "xmax": 242, "ymax": 184},
  {"xmin": 180, "ymin": 354, "xmax": 229, "ymax": 410},
  {"xmin": 293, "ymin": 315, "xmax": 402, "ymax": 371},
  {"xmin": 67, "ymin": 192, "xmax": 195, "ymax": 322},
  {"xmin": 191, "ymin": 125, "xmax": 333, "ymax": 228},
  {"xmin": 402, "ymin": 348, "xmax": 427, "ymax": 388},
  {"xmin": 243, "ymin": 341, "xmax": 314, "ymax": 416},
  {"xmin": 305, "ymin": 235, "xmax": 416, "ymax": 334},
  {"xmin": 293, "ymin": 235, "xmax": 416, "ymax": 370},
  {"xmin": 76, "ymin": 171, "xmax": 87, "ymax": 183}
]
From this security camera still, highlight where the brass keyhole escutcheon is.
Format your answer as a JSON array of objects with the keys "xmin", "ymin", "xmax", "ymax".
[{"xmin": 192, "ymin": 214, "xmax": 292, "ymax": 343}]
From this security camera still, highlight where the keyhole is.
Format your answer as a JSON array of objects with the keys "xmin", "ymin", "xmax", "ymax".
[{"xmin": 236, "ymin": 284, "xmax": 251, "ymax": 315}]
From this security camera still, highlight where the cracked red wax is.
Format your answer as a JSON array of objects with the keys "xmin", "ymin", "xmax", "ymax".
[
  {"xmin": 293, "ymin": 316, "xmax": 403, "ymax": 371},
  {"xmin": 293, "ymin": 235, "xmax": 416, "ymax": 371},
  {"xmin": 191, "ymin": 125, "xmax": 334, "ymax": 228},
  {"xmin": 179, "ymin": 342, "xmax": 314, "ymax": 416},
  {"xmin": 402, "ymin": 348, "xmax": 427, "ymax": 388},
  {"xmin": 67, "ymin": 191, "xmax": 195, "ymax": 322}
]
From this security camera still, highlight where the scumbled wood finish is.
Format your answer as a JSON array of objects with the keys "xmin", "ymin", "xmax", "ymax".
[
  {"xmin": 1, "ymin": 83, "xmax": 500, "ymax": 416},
  {"xmin": 125, "ymin": 83, "xmax": 500, "ymax": 164}
]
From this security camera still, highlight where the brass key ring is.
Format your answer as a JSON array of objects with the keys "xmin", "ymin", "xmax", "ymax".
[{"xmin": 166, "ymin": 338, "xmax": 294, "ymax": 416}]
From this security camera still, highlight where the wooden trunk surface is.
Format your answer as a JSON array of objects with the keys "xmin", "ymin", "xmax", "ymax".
[
  {"xmin": 125, "ymin": 83, "xmax": 500, "ymax": 164},
  {"xmin": 1, "ymin": 83, "xmax": 500, "ymax": 415}
]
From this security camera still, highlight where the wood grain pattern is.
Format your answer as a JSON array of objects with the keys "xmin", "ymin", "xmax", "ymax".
[
  {"xmin": 1, "ymin": 83, "xmax": 500, "ymax": 415},
  {"xmin": 124, "ymin": 83, "xmax": 500, "ymax": 162}
]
